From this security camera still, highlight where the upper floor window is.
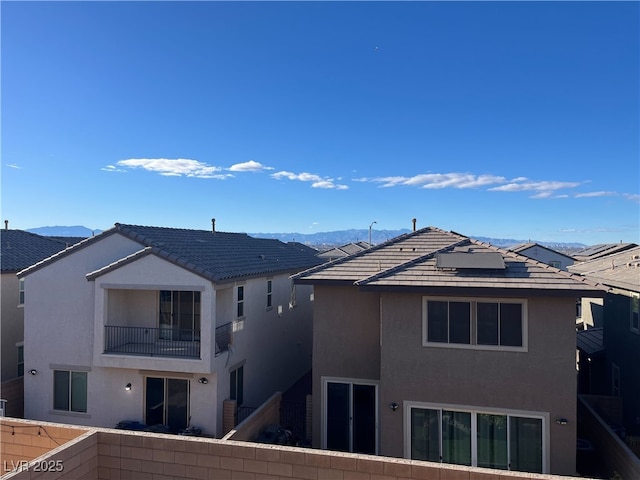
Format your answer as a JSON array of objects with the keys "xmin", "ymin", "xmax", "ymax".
[
  {"xmin": 18, "ymin": 278, "xmax": 25, "ymax": 305},
  {"xmin": 423, "ymin": 297, "xmax": 526, "ymax": 351},
  {"xmin": 549, "ymin": 261, "xmax": 561, "ymax": 269},
  {"xmin": 267, "ymin": 280, "xmax": 273, "ymax": 308},
  {"xmin": 237, "ymin": 285, "xmax": 244, "ymax": 318},
  {"xmin": 631, "ymin": 294, "xmax": 639, "ymax": 334},
  {"xmin": 53, "ymin": 370, "xmax": 87, "ymax": 413}
]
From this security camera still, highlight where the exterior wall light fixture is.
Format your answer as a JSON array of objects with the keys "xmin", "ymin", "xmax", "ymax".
[
  {"xmin": 28, "ymin": 369, "xmax": 38, "ymax": 375},
  {"xmin": 389, "ymin": 402, "xmax": 399, "ymax": 411},
  {"xmin": 556, "ymin": 418, "xmax": 568, "ymax": 425},
  {"xmin": 125, "ymin": 383, "xmax": 132, "ymax": 391},
  {"xmin": 198, "ymin": 377, "xmax": 208, "ymax": 384}
]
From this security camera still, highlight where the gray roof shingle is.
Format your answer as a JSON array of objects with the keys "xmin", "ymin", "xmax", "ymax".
[
  {"xmin": 1, "ymin": 230, "xmax": 72, "ymax": 273},
  {"xmin": 293, "ymin": 227, "xmax": 606, "ymax": 297},
  {"xmin": 19, "ymin": 223, "xmax": 325, "ymax": 283}
]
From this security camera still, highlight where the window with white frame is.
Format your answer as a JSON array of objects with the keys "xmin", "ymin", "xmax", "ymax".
[
  {"xmin": 631, "ymin": 294, "xmax": 639, "ymax": 334},
  {"xmin": 237, "ymin": 285, "xmax": 244, "ymax": 318},
  {"xmin": 19, "ymin": 278, "xmax": 25, "ymax": 305},
  {"xmin": 407, "ymin": 404, "xmax": 545, "ymax": 473},
  {"xmin": 267, "ymin": 280, "xmax": 272, "ymax": 308},
  {"xmin": 53, "ymin": 370, "xmax": 87, "ymax": 413},
  {"xmin": 423, "ymin": 297, "xmax": 526, "ymax": 350},
  {"xmin": 17, "ymin": 344, "xmax": 24, "ymax": 377}
]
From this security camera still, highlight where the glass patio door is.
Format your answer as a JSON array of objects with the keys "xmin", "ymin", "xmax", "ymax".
[
  {"xmin": 159, "ymin": 291, "xmax": 201, "ymax": 340},
  {"xmin": 145, "ymin": 377, "xmax": 189, "ymax": 432},
  {"xmin": 325, "ymin": 380, "xmax": 377, "ymax": 454}
]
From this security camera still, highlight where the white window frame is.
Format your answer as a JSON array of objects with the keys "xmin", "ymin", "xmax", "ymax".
[
  {"xmin": 422, "ymin": 296, "xmax": 528, "ymax": 352},
  {"xmin": 266, "ymin": 280, "xmax": 273, "ymax": 309},
  {"xmin": 630, "ymin": 294, "xmax": 639, "ymax": 335},
  {"xmin": 18, "ymin": 278, "xmax": 25, "ymax": 306},
  {"xmin": 53, "ymin": 369, "xmax": 88, "ymax": 414},
  {"xmin": 236, "ymin": 285, "xmax": 245, "ymax": 318},
  {"xmin": 321, "ymin": 376, "xmax": 379, "ymax": 454},
  {"xmin": 404, "ymin": 401, "xmax": 549, "ymax": 473}
]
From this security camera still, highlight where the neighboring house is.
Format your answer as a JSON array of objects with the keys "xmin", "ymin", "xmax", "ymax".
[
  {"xmin": 508, "ymin": 242, "xmax": 576, "ymax": 271},
  {"xmin": 293, "ymin": 226, "xmax": 606, "ymax": 475},
  {"xmin": 0, "ymin": 228, "xmax": 76, "ymax": 383},
  {"xmin": 18, "ymin": 223, "xmax": 321, "ymax": 437},
  {"xmin": 317, "ymin": 242, "xmax": 371, "ymax": 262},
  {"xmin": 572, "ymin": 243, "xmax": 637, "ymax": 263},
  {"xmin": 569, "ymin": 246, "xmax": 640, "ymax": 437}
]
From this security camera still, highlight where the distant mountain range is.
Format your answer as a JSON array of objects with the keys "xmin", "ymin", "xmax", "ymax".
[{"xmin": 26, "ymin": 225, "xmax": 587, "ymax": 252}]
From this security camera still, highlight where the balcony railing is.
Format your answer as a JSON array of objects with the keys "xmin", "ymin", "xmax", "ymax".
[
  {"xmin": 215, "ymin": 322, "xmax": 233, "ymax": 356},
  {"xmin": 104, "ymin": 326, "xmax": 200, "ymax": 359}
]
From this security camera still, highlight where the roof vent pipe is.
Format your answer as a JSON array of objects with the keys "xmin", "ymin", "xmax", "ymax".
[
  {"xmin": 412, "ymin": 218, "xmax": 417, "ymax": 232},
  {"xmin": 4, "ymin": 220, "xmax": 8, "ymax": 230},
  {"xmin": 211, "ymin": 218, "xmax": 216, "ymax": 233}
]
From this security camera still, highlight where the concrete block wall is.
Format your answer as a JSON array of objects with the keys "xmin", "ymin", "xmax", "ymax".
[
  {"xmin": 0, "ymin": 419, "xmax": 87, "ymax": 469},
  {"xmin": 0, "ymin": 419, "xmax": 96, "ymax": 480},
  {"xmin": 223, "ymin": 392, "xmax": 282, "ymax": 442},
  {"xmin": 578, "ymin": 396, "xmax": 640, "ymax": 480}
]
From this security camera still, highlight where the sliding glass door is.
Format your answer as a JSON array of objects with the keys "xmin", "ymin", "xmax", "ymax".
[
  {"xmin": 145, "ymin": 377, "xmax": 190, "ymax": 432},
  {"xmin": 408, "ymin": 405, "xmax": 544, "ymax": 473},
  {"xmin": 159, "ymin": 291, "xmax": 201, "ymax": 340},
  {"xmin": 325, "ymin": 380, "xmax": 377, "ymax": 454}
]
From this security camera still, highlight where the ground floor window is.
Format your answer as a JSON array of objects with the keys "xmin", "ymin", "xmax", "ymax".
[
  {"xmin": 53, "ymin": 370, "xmax": 87, "ymax": 413},
  {"xmin": 145, "ymin": 377, "xmax": 190, "ymax": 432},
  {"xmin": 230, "ymin": 366, "xmax": 244, "ymax": 406},
  {"xmin": 407, "ymin": 404, "xmax": 545, "ymax": 473}
]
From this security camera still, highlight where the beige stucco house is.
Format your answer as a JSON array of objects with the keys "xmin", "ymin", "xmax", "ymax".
[
  {"xmin": 18, "ymin": 223, "xmax": 321, "ymax": 437},
  {"xmin": 1, "ymin": 228, "xmax": 76, "ymax": 383},
  {"xmin": 293, "ymin": 226, "xmax": 606, "ymax": 475}
]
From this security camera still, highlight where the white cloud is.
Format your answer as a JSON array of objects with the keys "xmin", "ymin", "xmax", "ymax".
[
  {"xmin": 574, "ymin": 191, "xmax": 617, "ymax": 198},
  {"xmin": 228, "ymin": 160, "xmax": 274, "ymax": 172},
  {"xmin": 101, "ymin": 165, "xmax": 126, "ymax": 173},
  {"xmin": 271, "ymin": 170, "xmax": 349, "ymax": 190},
  {"xmin": 117, "ymin": 158, "xmax": 231, "ymax": 179},
  {"xmin": 623, "ymin": 193, "xmax": 640, "ymax": 202},
  {"xmin": 6, "ymin": 164, "xmax": 21, "ymax": 169},
  {"xmin": 366, "ymin": 173, "xmax": 506, "ymax": 189},
  {"xmin": 489, "ymin": 179, "xmax": 582, "ymax": 197}
]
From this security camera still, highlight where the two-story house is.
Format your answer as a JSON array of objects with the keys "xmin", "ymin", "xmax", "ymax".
[
  {"xmin": 1, "ymin": 227, "xmax": 77, "ymax": 384},
  {"xmin": 570, "ymin": 246, "xmax": 640, "ymax": 437},
  {"xmin": 18, "ymin": 222, "xmax": 321, "ymax": 437},
  {"xmin": 293, "ymin": 226, "xmax": 606, "ymax": 475}
]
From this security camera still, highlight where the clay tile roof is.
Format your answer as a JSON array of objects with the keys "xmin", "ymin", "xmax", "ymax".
[
  {"xmin": 1, "ymin": 230, "xmax": 72, "ymax": 273},
  {"xmin": 293, "ymin": 226, "xmax": 606, "ymax": 297}
]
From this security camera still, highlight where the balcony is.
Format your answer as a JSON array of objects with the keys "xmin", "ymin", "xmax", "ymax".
[
  {"xmin": 104, "ymin": 326, "xmax": 200, "ymax": 359},
  {"xmin": 215, "ymin": 322, "xmax": 233, "ymax": 356}
]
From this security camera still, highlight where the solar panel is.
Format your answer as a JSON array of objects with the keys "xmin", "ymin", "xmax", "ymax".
[{"xmin": 436, "ymin": 252, "xmax": 506, "ymax": 270}]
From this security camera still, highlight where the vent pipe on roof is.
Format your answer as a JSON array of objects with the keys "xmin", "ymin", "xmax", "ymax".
[
  {"xmin": 4, "ymin": 220, "xmax": 8, "ymax": 230},
  {"xmin": 211, "ymin": 218, "xmax": 216, "ymax": 233},
  {"xmin": 412, "ymin": 218, "xmax": 417, "ymax": 232}
]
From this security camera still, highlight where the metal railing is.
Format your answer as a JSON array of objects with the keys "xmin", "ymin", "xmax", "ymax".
[
  {"xmin": 104, "ymin": 326, "xmax": 200, "ymax": 358},
  {"xmin": 216, "ymin": 322, "xmax": 233, "ymax": 356}
]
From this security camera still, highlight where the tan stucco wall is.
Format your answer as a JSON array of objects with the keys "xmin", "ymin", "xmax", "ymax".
[
  {"xmin": 312, "ymin": 285, "xmax": 381, "ymax": 448},
  {"xmin": 379, "ymin": 293, "xmax": 577, "ymax": 475},
  {"xmin": 312, "ymin": 286, "xmax": 579, "ymax": 476},
  {"xmin": 1, "ymin": 273, "xmax": 23, "ymax": 382}
]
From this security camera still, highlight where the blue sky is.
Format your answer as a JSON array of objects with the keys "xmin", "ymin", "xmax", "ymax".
[{"xmin": 2, "ymin": 1, "xmax": 638, "ymax": 245}]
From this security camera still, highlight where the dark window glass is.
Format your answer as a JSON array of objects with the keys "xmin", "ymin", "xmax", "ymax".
[
  {"xmin": 500, "ymin": 303, "xmax": 523, "ymax": 346},
  {"xmin": 477, "ymin": 303, "xmax": 499, "ymax": 345},
  {"xmin": 53, "ymin": 371, "xmax": 70, "ymax": 411},
  {"xmin": 449, "ymin": 302, "xmax": 470, "ymax": 344},
  {"xmin": 427, "ymin": 301, "xmax": 448, "ymax": 343}
]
